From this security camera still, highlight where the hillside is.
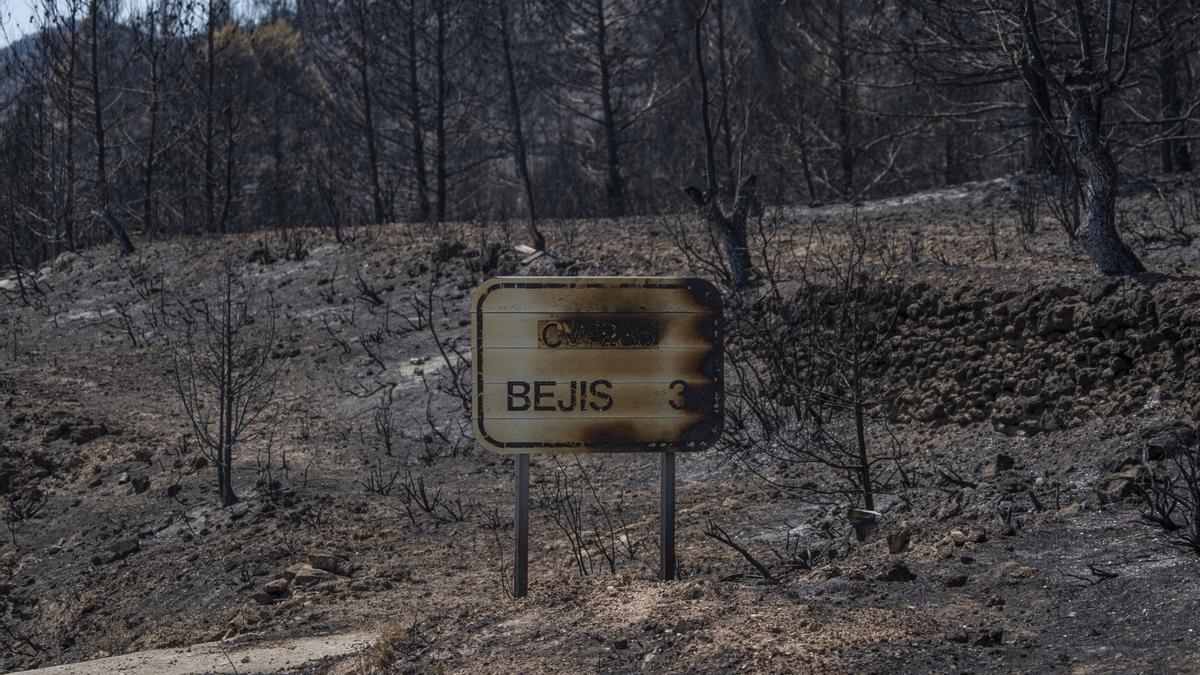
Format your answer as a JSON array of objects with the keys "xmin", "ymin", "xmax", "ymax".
[{"xmin": 2, "ymin": 180, "xmax": 1200, "ymax": 672}]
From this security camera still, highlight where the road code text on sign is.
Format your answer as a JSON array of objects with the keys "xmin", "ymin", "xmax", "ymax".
[{"xmin": 471, "ymin": 277, "xmax": 723, "ymax": 453}]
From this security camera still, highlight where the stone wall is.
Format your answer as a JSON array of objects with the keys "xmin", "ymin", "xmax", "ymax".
[{"xmin": 878, "ymin": 279, "xmax": 1200, "ymax": 434}]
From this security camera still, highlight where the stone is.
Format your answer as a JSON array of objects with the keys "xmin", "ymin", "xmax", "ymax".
[
  {"xmin": 944, "ymin": 574, "xmax": 968, "ymax": 588},
  {"xmin": 1104, "ymin": 453, "xmax": 1138, "ymax": 474},
  {"xmin": 291, "ymin": 564, "xmax": 334, "ymax": 588},
  {"xmin": 309, "ymin": 554, "xmax": 351, "ymax": 576},
  {"xmin": 53, "ymin": 251, "xmax": 79, "ymax": 272},
  {"xmin": 974, "ymin": 629, "xmax": 1004, "ymax": 647},
  {"xmin": 983, "ymin": 454, "xmax": 1015, "ymax": 478},
  {"xmin": 1097, "ymin": 476, "xmax": 1137, "ymax": 505},
  {"xmin": 262, "ymin": 578, "xmax": 289, "ymax": 596},
  {"xmin": 877, "ymin": 561, "xmax": 915, "ymax": 582},
  {"xmin": 92, "ymin": 538, "xmax": 140, "ymax": 565},
  {"xmin": 1016, "ymin": 379, "xmax": 1039, "ymax": 396},
  {"xmin": 71, "ymin": 424, "xmax": 108, "ymax": 445},
  {"xmin": 887, "ymin": 529, "xmax": 911, "ymax": 555},
  {"xmin": 251, "ymin": 591, "xmax": 281, "ymax": 605},
  {"xmin": 129, "ymin": 475, "xmax": 150, "ymax": 495},
  {"xmin": 1145, "ymin": 425, "xmax": 1197, "ymax": 461},
  {"xmin": 284, "ymin": 562, "xmax": 310, "ymax": 580},
  {"xmin": 980, "ymin": 561, "xmax": 1035, "ymax": 586},
  {"xmin": 43, "ymin": 422, "xmax": 72, "ymax": 443},
  {"xmin": 848, "ymin": 508, "xmax": 879, "ymax": 541}
]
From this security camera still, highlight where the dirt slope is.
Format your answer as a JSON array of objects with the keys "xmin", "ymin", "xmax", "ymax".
[{"xmin": 1, "ymin": 180, "xmax": 1199, "ymax": 672}]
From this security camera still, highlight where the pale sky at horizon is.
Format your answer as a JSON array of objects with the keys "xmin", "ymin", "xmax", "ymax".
[
  {"xmin": 0, "ymin": 0, "xmax": 40, "ymax": 47},
  {"xmin": 0, "ymin": 0, "xmax": 258, "ymax": 48}
]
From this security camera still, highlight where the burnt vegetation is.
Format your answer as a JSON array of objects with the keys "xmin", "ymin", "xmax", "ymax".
[
  {"xmin": 1, "ymin": 0, "xmax": 1200, "ymax": 278},
  {"xmin": 1, "ymin": 0, "xmax": 1200, "ymax": 673}
]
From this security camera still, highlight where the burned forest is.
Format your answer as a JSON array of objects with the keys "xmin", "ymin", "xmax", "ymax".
[{"xmin": 2, "ymin": 0, "xmax": 1200, "ymax": 672}]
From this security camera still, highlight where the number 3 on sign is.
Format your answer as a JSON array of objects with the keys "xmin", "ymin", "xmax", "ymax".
[{"xmin": 668, "ymin": 380, "xmax": 687, "ymax": 410}]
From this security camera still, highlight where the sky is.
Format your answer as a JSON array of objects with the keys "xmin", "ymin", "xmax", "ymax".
[
  {"xmin": 0, "ymin": 0, "xmax": 259, "ymax": 48},
  {"xmin": 0, "ymin": 0, "xmax": 40, "ymax": 47}
]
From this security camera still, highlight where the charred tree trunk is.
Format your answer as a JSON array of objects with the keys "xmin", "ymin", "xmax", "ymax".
[
  {"xmin": 64, "ymin": 15, "xmax": 79, "ymax": 251},
  {"xmin": 716, "ymin": 0, "xmax": 734, "ymax": 175},
  {"xmin": 87, "ymin": 1, "xmax": 109, "ymax": 212},
  {"xmin": 689, "ymin": 1, "xmax": 757, "ymax": 289},
  {"xmin": 1024, "ymin": 75, "xmax": 1060, "ymax": 175},
  {"xmin": 1070, "ymin": 98, "xmax": 1145, "ymax": 276},
  {"xmin": 835, "ymin": 3, "xmax": 854, "ymax": 201},
  {"xmin": 499, "ymin": 0, "xmax": 545, "ymax": 251},
  {"xmin": 204, "ymin": 1, "xmax": 218, "ymax": 233},
  {"xmin": 220, "ymin": 103, "xmax": 237, "ymax": 231},
  {"xmin": 700, "ymin": 177, "xmax": 758, "ymax": 289},
  {"xmin": 852, "ymin": 355, "xmax": 873, "ymax": 511},
  {"xmin": 434, "ymin": 0, "xmax": 448, "ymax": 222},
  {"xmin": 1014, "ymin": 0, "xmax": 1144, "ymax": 276},
  {"xmin": 1020, "ymin": 4, "xmax": 1060, "ymax": 176},
  {"xmin": 57, "ymin": 8, "xmax": 80, "ymax": 249},
  {"xmin": 943, "ymin": 132, "xmax": 956, "ymax": 186},
  {"xmin": 407, "ymin": 6, "xmax": 430, "ymax": 221},
  {"xmin": 797, "ymin": 111, "xmax": 818, "ymax": 204},
  {"xmin": 1158, "ymin": 9, "xmax": 1192, "ymax": 174},
  {"xmin": 102, "ymin": 208, "xmax": 136, "ymax": 256},
  {"xmin": 358, "ymin": 41, "xmax": 386, "ymax": 225},
  {"xmin": 143, "ymin": 35, "xmax": 161, "ymax": 235},
  {"xmin": 595, "ymin": 0, "xmax": 624, "ymax": 217},
  {"xmin": 218, "ymin": 277, "xmax": 237, "ymax": 507}
]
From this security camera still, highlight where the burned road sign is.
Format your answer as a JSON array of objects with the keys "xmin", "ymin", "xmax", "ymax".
[
  {"xmin": 472, "ymin": 276, "xmax": 721, "ymax": 593},
  {"xmin": 471, "ymin": 277, "xmax": 723, "ymax": 453}
]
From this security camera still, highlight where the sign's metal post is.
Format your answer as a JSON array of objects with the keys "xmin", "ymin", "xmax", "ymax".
[
  {"xmin": 514, "ymin": 453, "xmax": 530, "ymax": 598},
  {"xmin": 660, "ymin": 451, "xmax": 675, "ymax": 581}
]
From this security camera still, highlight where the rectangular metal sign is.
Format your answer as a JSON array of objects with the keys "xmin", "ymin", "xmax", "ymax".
[{"xmin": 471, "ymin": 277, "xmax": 723, "ymax": 453}]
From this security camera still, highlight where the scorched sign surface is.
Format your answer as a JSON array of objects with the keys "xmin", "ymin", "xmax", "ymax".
[{"xmin": 471, "ymin": 277, "xmax": 723, "ymax": 453}]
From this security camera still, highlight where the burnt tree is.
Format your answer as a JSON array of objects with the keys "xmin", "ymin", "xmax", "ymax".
[
  {"xmin": 686, "ymin": 0, "xmax": 757, "ymax": 289},
  {"xmin": 173, "ymin": 263, "xmax": 279, "ymax": 507},
  {"xmin": 497, "ymin": 0, "xmax": 545, "ymax": 250},
  {"xmin": 1002, "ymin": 0, "xmax": 1146, "ymax": 276},
  {"xmin": 1156, "ymin": 0, "xmax": 1193, "ymax": 174}
]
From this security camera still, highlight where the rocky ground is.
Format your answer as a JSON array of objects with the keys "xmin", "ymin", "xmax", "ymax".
[{"xmin": 1, "ymin": 176, "xmax": 1200, "ymax": 673}]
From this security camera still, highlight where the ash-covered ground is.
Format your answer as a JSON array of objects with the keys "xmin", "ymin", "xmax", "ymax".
[{"xmin": 3, "ymin": 177, "xmax": 1200, "ymax": 673}]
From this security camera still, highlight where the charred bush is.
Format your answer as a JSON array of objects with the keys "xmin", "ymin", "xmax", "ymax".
[
  {"xmin": 1136, "ymin": 440, "xmax": 1200, "ymax": 556},
  {"xmin": 722, "ymin": 220, "xmax": 910, "ymax": 515}
]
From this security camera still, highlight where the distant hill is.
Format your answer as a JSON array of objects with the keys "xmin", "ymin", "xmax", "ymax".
[{"xmin": 0, "ymin": 32, "xmax": 42, "ymax": 104}]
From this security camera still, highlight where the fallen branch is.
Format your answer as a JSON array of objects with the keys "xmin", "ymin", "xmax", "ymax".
[{"xmin": 704, "ymin": 518, "xmax": 777, "ymax": 585}]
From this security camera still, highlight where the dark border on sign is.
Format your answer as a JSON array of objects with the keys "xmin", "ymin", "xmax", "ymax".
[{"xmin": 473, "ymin": 277, "xmax": 724, "ymax": 453}]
